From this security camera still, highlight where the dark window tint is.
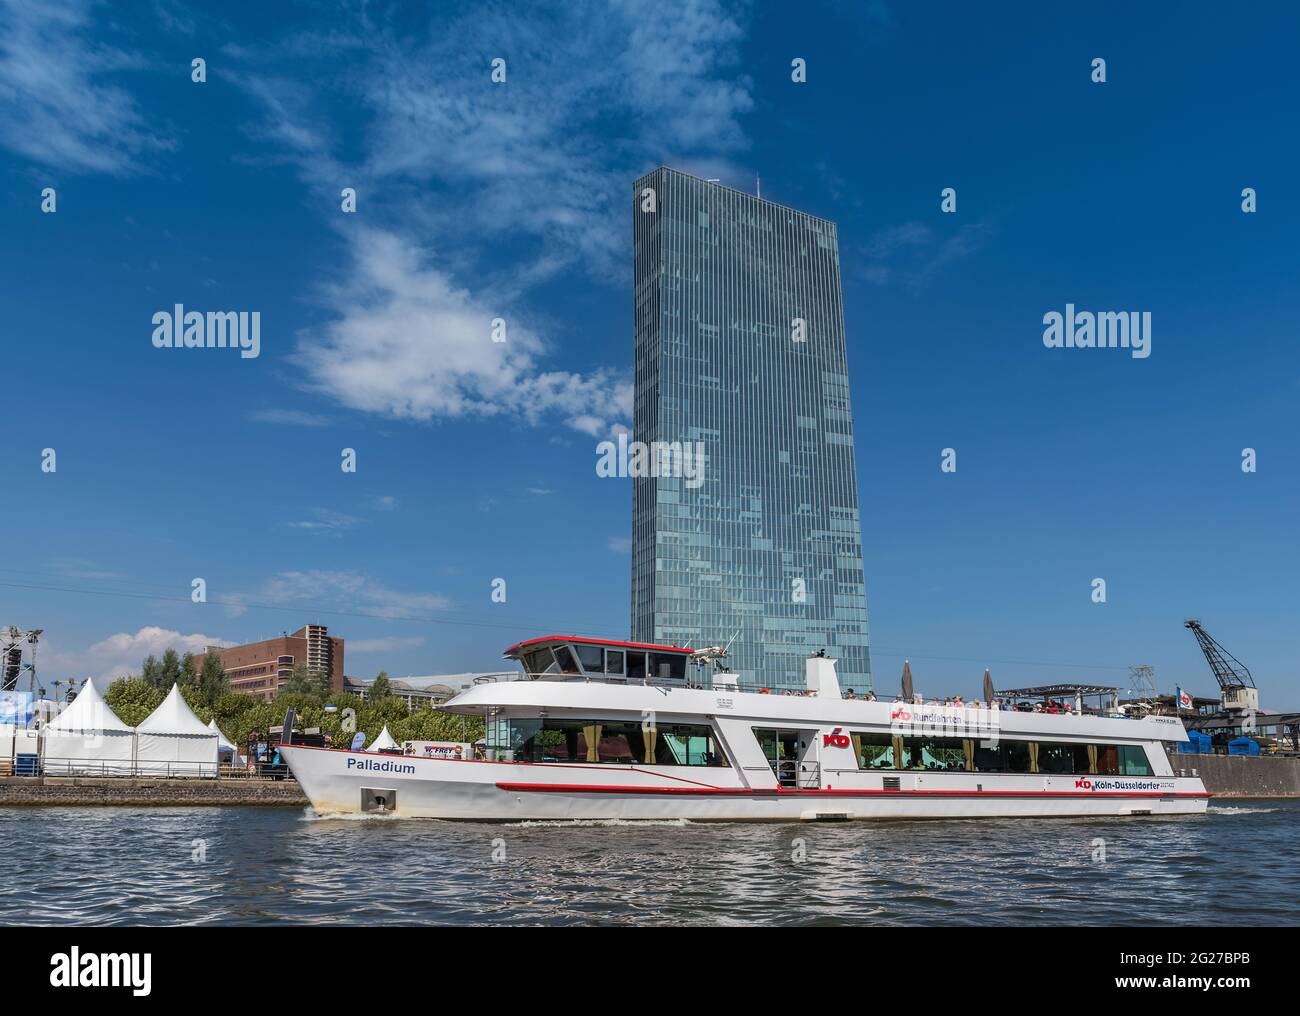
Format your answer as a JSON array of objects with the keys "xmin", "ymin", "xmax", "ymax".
[
  {"xmin": 649, "ymin": 652, "xmax": 686, "ymax": 681},
  {"xmin": 574, "ymin": 644, "xmax": 604, "ymax": 673}
]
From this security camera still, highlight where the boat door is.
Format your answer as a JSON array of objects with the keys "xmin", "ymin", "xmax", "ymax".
[{"xmin": 755, "ymin": 729, "xmax": 820, "ymax": 789}]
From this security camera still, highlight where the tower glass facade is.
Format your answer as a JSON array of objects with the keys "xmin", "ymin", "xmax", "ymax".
[{"xmin": 631, "ymin": 167, "xmax": 872, "ymax": 693}]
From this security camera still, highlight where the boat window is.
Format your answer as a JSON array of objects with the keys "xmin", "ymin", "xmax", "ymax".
[
  {"xmin": 903, "ymin": 736, "xmax": 968, "ymax": 771},
  {"xmin": 573, "ymin": 643, "xmax": 604, "ymax": 673},
  {"xmin": 648, "ymin": 652, "xmax": 686, "ymax": 681},
  {"xmin": 552, "ymin": 645, "xmax": 581, "ymax": 675},
  {"xmin": 659, "ymin": 724, "xmax": 724, "ymax": 766},
  {"xmin": 968, "ymin": 741, "xmax": 1035, "ymax": 772},
  {"xmin": 1035, "ymin": 743, "xmax": 1092, "ymax": 774},
  {"xmin": 488, "ymin": 717, "xmax": 541, "ymax": 761},
  {"xmin": 851, "ymin": 733, "xmax": 1139, "ymax": 776},
  {"xmin": 497, "ymin": 717, "xmax": 725, "ymax": 766},
  {"xmin": 1118, "ymin": 744, "xmax": 1153, "ymax": 775},
  {"xmin": 626, "ymin": 652, "xmax": 647, "ymax": 680},
  {"xmin": 520, "ymin": 649, "xmax": 556, "ymax": 676},
  {"xmin": 856, "ymin": 734, "xmax": 896, "ymax": 769},
  {"xmin": 606, "ymin": 650, "xmax": 625, "ymax": 675}
]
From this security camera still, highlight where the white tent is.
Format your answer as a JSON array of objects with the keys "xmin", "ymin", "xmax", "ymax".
[
  {"xmin": 208, "ymin": 718, "xmax": 245, "ymax": 767},
  {"xmin": 42, "ymin": 680, "xmax": 136, "ymax": 775},
  {"xmin": 367, "ymin": 725, "xmax": 398, "ymax": 751},
  {"xmin": 134, "ymin": 684, "xmax": 219, "ymax": 778}
]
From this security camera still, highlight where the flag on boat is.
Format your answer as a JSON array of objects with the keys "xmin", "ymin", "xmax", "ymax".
[{"xmin": 1176, "ymin": 686, "xmax": 1192, "ymax": 709}]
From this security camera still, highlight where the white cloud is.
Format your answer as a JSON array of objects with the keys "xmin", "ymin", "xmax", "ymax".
[
  {"xmin": 860, "ymin": 220, "xmax": 994, "ymax": 288},
  {"xmin": 299, "ymin": 227, "xmax": 632, "ymax": 434},
  {"xmin": 248, "ymin": 408, "xmax": 331, "ymax": 427},
  {"xmin": 49, "ymin": 557, "xmax": 123, "ymax": 581},
  {"xmin": 351, "ymin": 2, "xmax": 752, "ymax": 275},
  {"xmin": 0, "ymin": 0, "xmax": 168, "ymax": 174},
  {"xmin": 369, "ymin": 495, "xmax": 400, "ymax": 511},
  {"xmin": 45, "ymin": 626, "xmax": 234, "ymax": 687},
  {"xmin": 607, "ymin": 537, "xmax": 632, "ymax": 554},
  {"xmin": 285, "ymin": 508, "xmax": 364, "ymax": 532},
  {"xmin": 229, "ymin": 2, "xmax": 748, "ymax": 434},
  {"xmin": 616, "ymin": 0, "xmax": 752, "ymax": 151},
  {"xmin": 228, "ymin": 570, "xmax": 452, "ymax": 621}
]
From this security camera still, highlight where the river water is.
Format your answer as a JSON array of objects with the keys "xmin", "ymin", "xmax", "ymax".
[{"xmin": 2, "ymin": 802, "xmax": 1295, "ymax": 925}]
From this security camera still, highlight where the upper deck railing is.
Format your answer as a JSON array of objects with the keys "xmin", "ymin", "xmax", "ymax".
[{"xmin": 468, "ymin": 670, "xmax": 1154, "ymax": 723}]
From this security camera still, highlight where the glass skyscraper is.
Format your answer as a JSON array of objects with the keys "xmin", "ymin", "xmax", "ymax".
[{"xmin": 630, "ymin": 166, "xmax": 872, "ymax": 693}]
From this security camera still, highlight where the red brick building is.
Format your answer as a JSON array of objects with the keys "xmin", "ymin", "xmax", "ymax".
[{"xmin": 198, "ymin": 624, "xmax": 345, "ymax": 702}]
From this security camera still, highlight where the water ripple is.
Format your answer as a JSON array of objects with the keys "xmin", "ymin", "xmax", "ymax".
[{"xmin": 1, "ymin": 802, "xmax": 1297, "ymax": 925}]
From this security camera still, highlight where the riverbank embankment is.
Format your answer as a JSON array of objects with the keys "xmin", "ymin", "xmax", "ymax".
[{"xmin": 0, "ymin": 776, "xmax": 308, "ymax": 806}]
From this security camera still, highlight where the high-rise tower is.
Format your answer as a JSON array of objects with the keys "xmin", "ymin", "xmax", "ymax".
[{"xmin": 630, "ymin": 167, "xmax": 872, "ymax": 692}]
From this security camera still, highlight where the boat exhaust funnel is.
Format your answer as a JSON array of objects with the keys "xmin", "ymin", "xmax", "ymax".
[{"xmin": 806, "ymin": 653, "xmax": 841, "ymax": 698}]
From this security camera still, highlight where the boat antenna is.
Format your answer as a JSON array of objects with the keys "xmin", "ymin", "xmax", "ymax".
[{"xmin": 690, "ymin": 632, "xmax": 740, "ymax": 674}]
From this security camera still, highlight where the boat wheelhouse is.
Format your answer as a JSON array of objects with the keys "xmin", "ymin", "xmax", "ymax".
[
  {"xmin": 280, "ymin": 635, "xmax": 1210, "ymax": 821},
  {"xmin": 503, "ymin": 635, "xmax": 694, "ymax": 686}
]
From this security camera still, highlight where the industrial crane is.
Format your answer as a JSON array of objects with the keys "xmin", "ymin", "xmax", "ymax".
[{"xmin": 1183, "ymin": 618, "xmax": 1259, "ymax": 714}]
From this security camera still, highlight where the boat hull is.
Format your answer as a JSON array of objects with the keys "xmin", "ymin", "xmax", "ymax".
[{"xmin": 281, "ymin": 745, "xmax": 1210, "ymax": 821}]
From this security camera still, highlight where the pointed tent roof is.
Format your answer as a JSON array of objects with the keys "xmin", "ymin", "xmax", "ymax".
[
  {"xmin": 45, "ymin": 679, "xmax": 133, "ymax": 733},
  {"xmin": 136, "ymin": 684, "xmax": 212, "ymax": 736},
  {"xmin": 368, "ymin": 725, "xmax": 397, "ymax": 751},
  {"xmin": 207, "ymin": 718, "xmax": 238, "ymax": 752}
]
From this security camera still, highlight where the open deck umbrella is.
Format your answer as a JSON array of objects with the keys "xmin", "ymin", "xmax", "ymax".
[
  {"xmin": 983, "ymin": 669, "xmax": 995, "ymax": 703},
  {"xmin": 901, "ymin": 660, "xmax": 914, "ymax": 701}
]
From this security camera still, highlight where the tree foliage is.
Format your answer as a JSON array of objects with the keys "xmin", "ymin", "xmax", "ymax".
[
  {"xmin": 369, "ymin": 671, "xmax": 392, "ymax": 700},
  {"xmin": 281, "ymin": 663, "xmax": 330, "ymax": 702},
  {"xmin": 197, "ymin": 652, "xmax": 229, "ymax": 704},
  {"xmin": 140, "ymin": 655, "xmax": 162, "ymax": 690},
  {"xmin": 105, "ymin": 677, "xmax": 163, "ymax": 726},
  {"xmin": 99, "ymin": 673, "xmax": 482, "ymax": 761},
  {"xmin": 159, "ymin": 648, "xmax": 181, "ymax": 690}
]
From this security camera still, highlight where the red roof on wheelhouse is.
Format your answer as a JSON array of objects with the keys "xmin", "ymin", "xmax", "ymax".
[{"xmin": 503, "ymin": 635, "xmax": 693, "ymax": 657}]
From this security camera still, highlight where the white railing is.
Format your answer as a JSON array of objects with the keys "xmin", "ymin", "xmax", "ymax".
[
  {"xmin": 499, "ymin": 670, "xmax": 869, "ymax": 696},
  {"xmin": 23, "ymin": 756, "xmax": 235, "ymax": 779}
]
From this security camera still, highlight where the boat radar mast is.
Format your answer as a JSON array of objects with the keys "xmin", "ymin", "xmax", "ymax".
[{"xmin": 691, "ymin": 632, "xmax": 739, "ymax": 674}]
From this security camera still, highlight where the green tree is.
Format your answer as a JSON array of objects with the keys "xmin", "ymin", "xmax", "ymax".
[
  {"xmin": 280, "ymin": 663, "xmax": 330, "ymax": 702},
  {"xmin": 141, "ymin": 654, "xmax": 162, "ymax": 689},
  {"xmin": 210, "ymin": 691, "xmax": 261, "ymax": 753},
  {"xmin": 105, "ymin": 677, "xmax": 164, "ymax": 726},
  {"xmin": 180, "ymin": 651, "xmax": 199, "ymax": 687},
  {"xmin": 369, "ymin": 671, "xmax": 392, "ymax": 700},
  {"xmin": 180, "ymin": 682, "xmax": 212, "ymax": 723},
  {"xmin": 395, "ymin": 705, "xmax": 483, "ymax": 744},
  {"xmin": 198, "ymin": 652, "xmax": 229, "ymax": 704},
  {"xmin": 159, "ymin": 648, "xmax": 181, "ymax": 690}
]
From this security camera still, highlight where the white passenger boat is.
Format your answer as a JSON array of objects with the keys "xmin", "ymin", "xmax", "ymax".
[{"xmin": 281, "ymin": 636, "xmax": 1209, "ymax": 821}]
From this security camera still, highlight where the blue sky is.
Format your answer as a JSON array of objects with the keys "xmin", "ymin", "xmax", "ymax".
[{"xmin": 1, "ymin": 0, "xmax": 1297, "ymax": 707}]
